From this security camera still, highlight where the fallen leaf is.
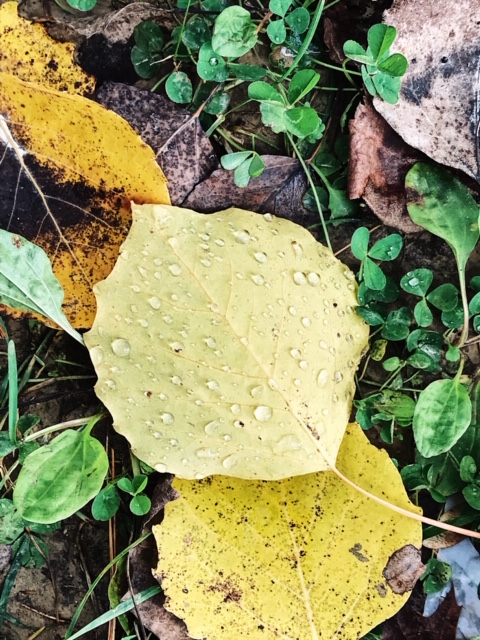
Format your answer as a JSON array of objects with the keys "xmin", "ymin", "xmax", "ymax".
[
  {"xmin": 374, "ymin": 0, "xmax": 480, "ymax": 181},
  {"xmin": 348, "ymin": 101, "xmax": 424, "ymax": 233},
  {"xmin": 153, "ymin": 423, "xmax": 422, "ymax": 640},
  {"xmin": 383, "ymin": 545, "xmax": 425, "ymax": 595},
  {"xmin": 84, "ymin": 204, "xmax": 369, "ymax": 480},
  {"xmin": 184, "ymin": 155, "xmax": 318, "ymax": 227},
  {"xmin": 382, "ymin": 588, "xmax": 461, "ymax": 640},
  {"xmin": 96, "ymin": 82, "xmax": 218, "ymax": 205},
  {"xmin": 0, "ymin": 72, "xmax": 169, "ymax": 328},
  {"xmin": 0, "ymin": 1, "xmax": 95, "ymax": 95}
]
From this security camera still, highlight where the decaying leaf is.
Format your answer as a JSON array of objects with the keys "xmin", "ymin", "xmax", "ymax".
[
  {"xmin": 0, "ymin": 72, "xmax": 169, "ymax": 327},
  {"xmin": 0, "ymin": 1, "xmax": 95, "ymax": 95},
  {"xmin": 374, "ymin": 0, "xmax": 480, "ymax": 181},
  {"xmin": 348, "ymin": 101, "xmax": 424, "ymax": 233},
  {"xmin": 85, "ymin": 204, "xmax": 369, "ymax": 480},
  {"xmin": 184, "ymin": 155, "xmax": 317, "ymax": 227},
  {"xmin": 153, "ymin": 424, "xmax": 422, "ymax": 640},
  {"xmin": 96, "ymin": 82, "xmax": 218, "ymax": 205}
]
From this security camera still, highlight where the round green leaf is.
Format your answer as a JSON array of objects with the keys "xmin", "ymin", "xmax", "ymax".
[
  {"xmin": 413, "ymin": 379, "xmax": 472, "ymax": 457},
  {"xmin": 441, "ymin": 304, "xmax": 464, "ymax": 329},
  {"xmin": 267, "ymin": 19, "xmax": 287, "ymax": 45},
  {"xmin": 228, "ymin": 64, "xmax": 267, "ymax": 81},
  {"xmin": 363, "ymin": 257, "xmax": 386, "ymax": 291},
  {"xmin": 368, "ymin": 234, "xmax": 403, "ymax": 261},
  {"xmin": 211, "ymin": 6, "xmax": 257, "ymax": 57},
  {"xmin": 92, "ymin": 485, "xmax": 121, "ymax": 521},
  {"xmin": 351, "ymin": 227, "xmax": 370, "ymax": 260},
  {"xmin": 372, "ymin": 73, "xmax": 401, "ymax": 104},
  {"xmin": 288, "ymin": 69, "xmax": 320, "ymax": 105},
  {"xmin": 378, "ymin": 53, "xmax": 408, "ymax": 77},
  {"xmin": 463, "ymin": 484, "xmax": 480, "ymax": 510},
  {"xmin": 259, "ymin": 102, "xmax": 287, "ymax": 133},
  {"xmin": 131, "ymin": 46, "xmax": 161, "ymax": 79},
  {"xmin": 367, "ymin": 24, "xmax": 396, "ymax": 61},
  {"xmin": 469, "ymin": 291, "xmax": 480, "ymax": 316},
  {"xmin": 356, "ymin": 306, "xmax": 385, "ymax": 326},
  {"xmin": 460, "ymin": 455, "xmax": 477, "ymax": 482},
  {"xmin": 130, "ymin": 494, "xmax": 151, "ymax": 516},
  {"xmin": 182, "ymin": 16, "xmax": 211, "ymax": 51},
  {"xmin": 426, "ymin": 283, "xmax": 459, "ymax": 311},
  {"xmin": 343, "ymin": 40, "xmax": 371, "ymax": 65},
  {"xmin": 400, "ymin": 269, "xmax": 433, "ymax": 297},
  {"xmin": 13, "ymin": 429, "xmax": 108, "ymax": 523},
  {"xmin": 285, "ymin": 7, "xmax": 310, "ymax": 34},
  {"xmin": 204, "ymin": 91, "xmax": 230, "ymax": 115},
  {"xmin": 284, "ymin": 106, "xmax": 319, "ymax": 138},
  {"xmin": 134, "ymin": 21, "xmax": 164, "ymax": 52},
  {"xmin": 269, "ymin": 0, "xmax": 292, "ymax": 17},
  {"xmin": 166, "ymin": 72, "xmax": 193, "ymax": 104},
  {"xmin": 248, "ymin": 81, "xmax": 284, "ymax": 103},
  {"xmin": 197, "ymin": 42, "xmax": 228, "ymax": 82},
  {"xmin": 414, "ymin": 299, "xmax": 433, "ymax": 327},
  {"xmin": 66, "ymin": 0, "xmax": 96, "ymax": 11},
  {"xmin": 221, "ymin": 152, "xmax": 252, "ymax": 171}
]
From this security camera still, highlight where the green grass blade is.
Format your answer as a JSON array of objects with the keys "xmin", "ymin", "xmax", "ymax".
[{"xmin": 7, "ymin": 339, "xmax": 18, "ymax": 446}]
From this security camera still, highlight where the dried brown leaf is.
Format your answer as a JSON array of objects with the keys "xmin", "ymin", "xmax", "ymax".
[
  {"xmin": 349, "ymin": 101, "xmax": 425, "ymax": 233},
  {"xmin": 382, "ymin": 545, "xmax": 425, "ymax": 595},
  {"xmin": 96, "ymin": 83, "xmax": 218, "ymax": 205},
  {"xmin": 374, "ymin": 0, "xmax": 480, "ymax": 181}
]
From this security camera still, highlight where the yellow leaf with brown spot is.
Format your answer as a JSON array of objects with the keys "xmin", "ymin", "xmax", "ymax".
[
  {"xmin": 0, "ymin": 1, "xmax": 95, "ymax": 95},
  {"xmin": 0, "ymin": 72, "xmax": 170, "ymax": 328},
  {"xmin": 153, "ymin": 424, "xmax": 423, "ymax": 640}
]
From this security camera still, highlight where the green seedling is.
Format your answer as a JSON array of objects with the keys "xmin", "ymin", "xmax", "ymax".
[
  {"xmin": 343, "ymin": 24, "xmax": 408, "ymax": 103},
  {"xmin": 117, "ymin": 474, "xmax": 152, "ymax": 516},
  {"xmin": 351, "ymin": 227, "xmax": 403, "ymax": 291},
  {"xmin": 220, "ymin": 151, "xmax": 266, "ymax": 187},
  {"xmin": 131, "ymin": 21, "xmax": 164, "ymax": 79},
  {"xmin": 355, "ymin": 390, "xmax": 415, "ymax": 443},
  {"xmin": 420, "ymin": 558, "xmax": 452, "ymax": 595},
  {"xmin": 267, "ymin": 0, "xmax": 310, "ymax": 45}
]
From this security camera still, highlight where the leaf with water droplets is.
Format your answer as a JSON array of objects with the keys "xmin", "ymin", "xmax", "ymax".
[
  {"xmin": 153, "ymin": 424, "xmax": 422, "ymax": 640},
  {"xmin": 85, "ymin": 204, "xmax": 369, "ymax": 480}
]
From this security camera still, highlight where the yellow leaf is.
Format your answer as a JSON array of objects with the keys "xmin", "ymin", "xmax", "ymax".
[
  {"xmin": 0, "ymin": 2, "xmax": 95, "ymax": 95},
  {"xmin": 0, "ymin": 73, "xmax": 170, "ymax": 327},
  {"xmin": 85, "ymin": 204, "xmax": 369, "ymax": 479},
  {"xmin": 153, "ymin": 424, "xmax": 423, "ymax": 640}
]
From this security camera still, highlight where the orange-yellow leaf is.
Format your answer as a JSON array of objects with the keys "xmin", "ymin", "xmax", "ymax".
[
  {"xmin": 0, "ymin": 2, "xmax": 95, "ymax": 95},
  {"xmin": 0, "ymin": 72, "xmax": 170, "ymax": 328}
]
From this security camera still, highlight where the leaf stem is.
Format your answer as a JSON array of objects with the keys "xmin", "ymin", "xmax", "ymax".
[{"xmin": 456, "ymin": 267, "xmax": 470, "ymax": 348}]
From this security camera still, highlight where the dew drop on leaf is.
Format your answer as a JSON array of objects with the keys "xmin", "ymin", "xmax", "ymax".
[
  {"xmin": 254, "ymin": 251, "xmax": 268, "ymax": 263},
  {"xmin": 254, "ymin": 405, "xmax": 273, "ymax": 422},
  {"xmin": 293, "ymin": 271, "xmax": 307, "ymax": 285},
  {"xmin": 111, "ymin": 338, "xmax": 131, "ymax": 357},
  {"xmin": 161, "ymin": 413, "xmax": 175, "ymax": 425}
]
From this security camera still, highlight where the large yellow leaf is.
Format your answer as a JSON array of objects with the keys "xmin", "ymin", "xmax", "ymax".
[
  {"xmin": 0, "ymin": 2, "xmax": 95, "ymax": 95},
  {"xmin": 85, "ymin": 204, "xmax": 369, "ymax": 479},
  {"xmin": 153, "ymin": 424, "xmax": 423, "ymax": 640},
  {"xmin": 0, "ymin": 73, "xmax": 170, "ymax": 327}
]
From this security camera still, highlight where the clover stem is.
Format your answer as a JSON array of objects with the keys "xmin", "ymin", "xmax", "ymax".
[{"xmin": 457, "ymin": 267, "xmax": 470, "ymax": 348}]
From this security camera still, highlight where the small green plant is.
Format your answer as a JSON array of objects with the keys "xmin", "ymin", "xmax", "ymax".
[
  {"xmin": 343, "ymin": 24, "xmax": 408, "ymax": 103},
  {"xmin": 266, "ymin": 0, "xmax": 310, "ymax": 45},
  {"xmin": 92, "ymin": 473, "xmax": 152, "ymax": 519},
  {"xmin": 420, "ymin": 558, "xmax": 452, "ymax": 594}
]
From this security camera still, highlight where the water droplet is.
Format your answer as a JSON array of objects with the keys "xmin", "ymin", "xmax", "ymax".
[
  {"xmin": 169, "ymin": 264, "xmax": 182, "ymax": 276},
  {"xmin": 130, "ymin": 304, "xmax": 138, "ymax": 314},
  {"xmin": 223, "ymin": 434, "xmax": 232, "ymax": 442},
  {"xmin": 169, "ymin": 438, "xmax": 179, "ymax": 446},
  {"xmin": 163, "ymin": 315, "xmax": 173, "ymax": 324},
  {"xmin": 233, "ymin": 420, "xmax": 244, "ymax": 428},
  {"xmin": 293, "ymin": 271, "xmax": 307, "ymax": 285},
  {"xmin": 131, "ymin": 285, "xmax": 141, "ymax": 293},
  {"xmin": 155, "ymin": 463, "xmax": 167, "ymax": 473},
  {"xmin": 161, "ymin": 413, "xmax": 175, "ymax": 425},
  {"xmin": 292, "ymin": 241, "xmax": 303, "ymax": 259},
  {"xmin": 301, "ymin": 317, "xmax": 311, "ymax": 328},
  {"xmin": 319, "ymin": 340, "xmax": 327, "ymax": 350},
  {"xmin": 90, "ymin": 346, "xmax": 103, "ymax": 366},
  {"xmin": 274, "ymin": 434, "xmax": 303, "ymax": 453},
  {"xmin": 294, "ymin": 379, "xmax": 301, "ymax": 387},
  {"xmin": 205, "ymin": 337, "xmax": 216, "ymax": 348},
  {"xmin": 170, "ymin": 342, "xmax": 184, "ymax": 353},
  {"xmin": 288, "ymin": 306, "xmax": 297, "ymax": 316},
  {"xmin": 153, "ymin": 431, "xmax": 162, "ymax": 439},
  {"xmin": 195, "ymin": 447, "xmax": 219, "ymax": 458},
  {"xmin": 250, "ymin": 385, "xmax": 263, "ymax": 397},
  {"xmin": 230, "ymin": 404, "xmax": 241, "ymax": 415},
  {"xmin": 215, "ymin": 238, "xmax": 225, "ymax": 246},
  {"xmin": 322, "ymin": 408, "xmax": 329, "ymax": 416},
  {"xmin": 209, "ymin": 56, "xmax": 219, "ymax": 65},
  {"xmin": 105, "ymin": 379, "xmax": 116, "ymax": 390},
  {"xmin": 251, "ymin": 274, "xmax": 265, "ymax": 286},
  {"xmin": 307, "ymin": 272, "xmax": 320, "ymax": 286},
  {"xmin": 201, "ymin": 259, "xmax": 212, "ymax": 267},
  {"xmin": 299, "ymin": 360, "xmax": 308, "ymax": 370},
  {"xmin": 240, "ymin": 337, "xmax": 249, "ymax": 347},
  {"xmin": 159, "ymin": 393, "xmax": 168, "ymax": 401},
  {"xmin": 254, "ymin": 405, "xmax": 272, "ymax": 422},
  {"xmin": 148, "ymin": 296, "xmax": 161, "ymax": 310},
  {"xmin": 205, "ymin": 420, "xmax": 220, "ymax": 434},
  {"xmin": 264, "ymin": 213, "xmax": 273, "ymax": 222},
  {"xmin": 233, "ymin": 229, "xmax": 250, "ymax": 244},
  {"xmin": 182, "ymin": 458, "xmax": 189, "ymax": 465},
  {"xmin": 317, "ymin": 369, "xmax": 328, "ymax": 387},
  {"xmin": 332, "ymin": 394, "xmax": 339, "ymax": 403},
  {"xmin": 268, "ymin": 378, "xmax": 279, "ymax": 390},
  {"xmin": 171, "ymin": 376, "xmax": 183, "ymax": 386},
  {"xmin": 254, "ymin": 251, "xmax": 268, "ymax": 264},
  {"xmin": 408, "ymin": 277, "xmax": 420, "ymax": 287},
  {"xmin": 111, "ymin": 338, "xmax": 131, "ymax": 357},
  {"xmin": 206, "ymin": 380, "xmax": 219, "ymax": 391},
  {"xmin": 334, "ymin": 371, "xmax": 343, "ymax": 383},
  {"xmin": 222, "ymin": 453, "xmax": 240, "ymax": 469},
  {"xmin": 329, "ymin": 347, "xmax": 336, "ymax": 355},
  {"xmin": 290, "ymin": 348, "xmax": 301, "ymax": 359}
]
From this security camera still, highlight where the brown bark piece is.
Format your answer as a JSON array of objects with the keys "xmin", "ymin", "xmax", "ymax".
[
  {"xmin": 348, "ymin": 101, "xmax": 424, "ymax": 233},
  {"xmin": 96, "ymin": 82, "xmax": 219, "ymax": 205},
  {"xmin": 184, "ymin": 155, "xmax": 318, "ymax": 227},
  {"xmin": 374, "ymin": 0, "xmax": 480, "ymax": 182}
]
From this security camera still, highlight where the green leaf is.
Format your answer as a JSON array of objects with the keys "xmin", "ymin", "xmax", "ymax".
[
  {"xmin": 413, "ymin": 379, "xmax": 472, "ymax": 457},
  {"xmin": 441, "ymin": 303, "xmax": 464, "ymax": 329},
  {"xmin": 0, "ymin": 230, "xmax": 83, "ymax": 344},
  {"xmin": 284, "ymin": 107, "xmax": 319, "ymax": 138},
  {"xmin": 228, "ymin": 64, "xmax": 267, "ymax": 81},
  {"xmin": 361, "ymin": 66, "xmax": 377, "ymax": 97},
  {"xmin": 248, "ymin": 153, "xmax": 266, "ymax": 178},
  {"xmin": 269, "ymin": 0, "xmax": 292, "ymax": 18},
  {"xmin": 130, "ymin": 494, "xmax": 151, "ymax": 516},
  {"xmin": 233, "ymin": 160, "xmax": 253, "ymax": 187},
  {"xmin": 363, "ymin": 257, "xmax": 386, "ymax": 291},
  {"xmin": 367, "ymin": 24, "xmax": 396, "ymax": 61},
  {"xmin": 165, "ymin": 72, "xmax": 193, "ymax": 104},
  {"xmin": 13, "ymin": 427, "xmax": 108, "ymax": 523},
  {"xmin": 288, "ymin": 69, "xmax": 320, "ymax": 104},
  {"xmin": 463, "ymin": 484, "xmax": 480, "ymax": 509},
  {"xmin": 134, "ymin": 21, "xmax": 164, "ymax": 52},
  {"xmin": 91, "ymin": 485, "xmax": 120, "ymax": 521},
  {"xmin": 66, "ymin": 0, "xmax": 96, "ymax": 11},
  {"xmin": 211, "ymin": 6, "xmax": 257, "ymax": 57},
  {"xmin": 400, "ymin": 269, "xmax": 433, "ymax": 297},
  {"xmin": 197, "ymin": 42, "xmax": 228, "ymax": 82},
  {"xmin": 267, "ymin": 18, "xmax": 287, "ymax": 44},
  {"xmin": 131, "ymin": 474, "xmax": 148, "ymax": 494},
  {"xmin": 248, "ymin": 81, "xmax": 284, "ymax": 103},
  {"xmin": 117, "ymin": 477, "xmax": 134, "ymax": 494},
  {"xmin": 285, "ymin": 7, "xmax": 310, "ymax": 34},
  {"xmin": 0, "ymin": 500, "xmax": 25, "ymax": 544},
  {"xmin": 414, "ymin": 299, "xmax": 433, "ymax": 327},
  {"xmin": 343, "ymin": 40, "xmax": 372, "ymax": 65},
  {"xmin": 372, "ymin": 73, "xmax": 401, "ymax": 103},
  {"xmin": 406, "ymin": 163, "xmax": 480, "ymax": 275},
  {"xmin": 204, "ymin": 91, "xmax": 230, "ymax": 115},
  {"xmin": 378, "ymin": 53, "xmax": 408, "ymax": 77},
  {"xmin": 221, "ymin": 152, "xmax": 252, "ymax": 171},
  {"xmin": 328, "ymin": 188, "xmax": 357, "ymax": 219},
  {"xmin": 351, "ymin": 227, "xmax": 370, "ymax": 260},
  {"xmin": 356, "ymin": 306, "xmax": 385, "ymax": 326},
  {"xmin": 85, "ymin": 204, "xmax": 370, "ymax": 480},
  {"xmin": 469, "ymin": 292, "xmax": 480, "ymax": 315},
  {"xmin": 422, "ymin": 558, "xmax": 452, "ymax": 595},
  {"xmin": 426, "ymin": 283, "xmax": 459, "ymax": 311},
  {"xmin": 0, "ymin": 433, "xmax": 16, "ymax": 457},
  {"xmin": 460, "ymin": 455, "xmax": 477, "ymax": 482},
  {"xmin": 182, "ymin": 16, "xmax": 211, "ymax": 51},
  {"xmin": 313, "ymin": 152, "xmax": 341, "ymax": 176},
  {"xmin": 368, "ymin": 234, "xmax": 403, "ymax": 261},
  {"xmin": 260, "ymin": 102, "xmax": 287, "ymax": 133},
  {"xmin": 131, "ymin": 46, "xmax": 161, "ymax": 79}
]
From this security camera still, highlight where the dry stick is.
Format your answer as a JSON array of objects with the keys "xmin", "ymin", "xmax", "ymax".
[{"xmin": 256, "ymin": 10, "xmax": 272, "ymax": 34}]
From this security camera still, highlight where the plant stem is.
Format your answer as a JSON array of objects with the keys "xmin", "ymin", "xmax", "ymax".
[
  {"xmin": 279, "ymin": 0, "xmax": 325, "ymax": 82},
  {"xmin": 456, "ymin": 267, "xmax": 470, "ymax": 348}
]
